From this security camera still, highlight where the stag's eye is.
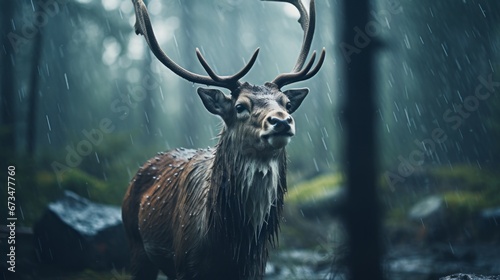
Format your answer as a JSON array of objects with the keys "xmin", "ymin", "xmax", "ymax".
[
  {"xmin": 286, "ymin": 102, "xmax": 292, "ymax": 112},
  {"xmin": 235, "ymin": 104, "xmax": 248, "ymax": 114}
]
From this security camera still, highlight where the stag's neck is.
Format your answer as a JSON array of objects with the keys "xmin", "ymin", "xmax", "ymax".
[{"xmin": 208, "ymin": 131, "xmax": 286, "ymax": 241}]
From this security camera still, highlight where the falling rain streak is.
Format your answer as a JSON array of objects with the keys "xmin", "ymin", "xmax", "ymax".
[
  {"xmin": 64, "ymin": 73, "xmax": 70, "ymax": 90},
  {"xmin": 46, "ymin": 115, "xmax": 52, "ymax": 131}
]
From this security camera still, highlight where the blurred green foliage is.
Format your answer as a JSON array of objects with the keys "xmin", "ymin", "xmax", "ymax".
[{"xmin": 286, "ymin": 173, "xmax": 344, "ymax": 204}]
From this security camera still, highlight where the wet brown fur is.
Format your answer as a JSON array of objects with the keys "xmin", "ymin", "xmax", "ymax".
[{"xmin": 122, "ymin": 84, "xmax": 294, "ymax": 280}]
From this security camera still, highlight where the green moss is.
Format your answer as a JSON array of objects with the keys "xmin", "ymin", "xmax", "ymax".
[
  {"xmin": 41, "ymin": 168, "xmax": 125, "ymax": 205},
  {"xmin": 443, "ymin": 191, "xmax": 490, "ymax": 218},
  {"xmin": 18, "ymin": 168, "xmax": 123, "ymax": 226},
  {"xmin": 430, "ymin": 165, "xmax": 497, "ymax": 191},
  {"xmin": 286, "ymin": 173, "xmax": 344, "ymax": 204},
  {"xmin": 432, "ymin": 164, "xmax": 500, "ymax": 208}
]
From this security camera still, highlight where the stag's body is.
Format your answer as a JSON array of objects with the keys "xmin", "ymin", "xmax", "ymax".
[
  {"xmin": 123, "ymin": 111, "xmax": 287, "ymax": 279},
  {"xmin": 123, "ymin": 0, "xmax": 324, "ymax": 279}
]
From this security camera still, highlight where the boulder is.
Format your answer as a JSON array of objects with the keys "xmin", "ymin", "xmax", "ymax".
[
  {"xmin": 478, "ymin": 207, "xmax": 500, "ymax": 239},
  {"xmin": 408, "ymin": 195, "xmax": 445, "ymax": 222},
  {"xmin": 33, "ymin": 191, "xmax": 128, "ymax": 270},
  {"xmin": 408, "ymin": 195, "xmax": 446, "ymax": 240}
]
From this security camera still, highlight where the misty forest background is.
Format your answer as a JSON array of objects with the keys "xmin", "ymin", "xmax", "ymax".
[{"xmin": 1, "ymin": 0, "xmax": 500, "ymax": 265}]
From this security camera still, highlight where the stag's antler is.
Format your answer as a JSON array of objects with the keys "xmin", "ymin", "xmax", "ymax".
[
  {"xmin": 262, "ymin": 0, "xmax": 326, "ymax": 88},
  {"xmin": 131, "ymin": 0, "xmax": 324, "ymax": 91},
  {"xmin": 131, "ymin": 0, "xmax": 259, "ymax": 91}
]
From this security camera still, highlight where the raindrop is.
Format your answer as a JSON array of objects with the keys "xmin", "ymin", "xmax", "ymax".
[
  {"xmin": 160, "ymin": 87, "xmax": 164, "ymax": 100},
  {"xmin": 392, "ymin": 111, "xmax": 398, "ymax": 122},
  {"xmin": 321, "ymin": 137, "xmax": 328, "ymax": 151},
  {"xmin": 19, "ymin": 206, "xmax": 25, "ymax": 220},
  {"xmin": 449, "ymin": 242, "xmax": 455, "ymax": 255},
  {"xmin": 427, "ymin": 23, "xmax": 433, "ymax": 34},
  {"xmin": 312, "ymin": 158, "xmax": 319, "ymax": 172},
  {"xmin": 404, "ymin": 34, "xmax": 411, "ymax": 49},
  {"xmin": 478, "ymin": 4, "xmax": 486, "ymax": 17},
  {"xmin": 64, "ymin": 73, "xmax": 70, "ymax": 90},
  {"xmin": 441, "ymin": 43, "xmax": 448, "ymax": 57},
  {"xmin": 45, "ymin": 115, "xmax": 52, "ymax": 131}
]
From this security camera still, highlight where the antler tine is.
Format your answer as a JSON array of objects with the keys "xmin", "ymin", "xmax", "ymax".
[
  {"xmin": 195, "ymin": 48, "xmax": 260, "ymax": 88},
  {"xmin": 275, "ymin": 48, "xmax": 326, "ymax": 88},
  {"xmin": 262, "ymin": 0, "xmax": 325, "ymax": 88},
  {"xmin": 131, "ymin": 0, "xmax": 258, "ymax": 91},
  {"xmin": 273, "ymin": 49, "xmax": 317, "ymax": 87}
]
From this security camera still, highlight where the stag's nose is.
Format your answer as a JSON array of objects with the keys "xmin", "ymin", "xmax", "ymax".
[{"xmin": 267, "ymin": 116, "xmax": 292, "ymax": 133}]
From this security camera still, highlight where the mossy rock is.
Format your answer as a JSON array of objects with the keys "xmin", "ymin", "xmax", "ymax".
[
  {"xmin": 18, "ymin": 168, "xmax": 122, "ymax": 226},
  {"xmin": 430, "ymin": 165, "xmax": 497, "ymax": 191},
  {"xmin": 442, "ymin": 191, "xmax": 491, "ymax": 226},
  {"xmin": 41, "ymin": 168, "xmax": 124, "ymax": 205},
  {"xmin": 286, "ymin": 173, "xmax": 344, "ymax": 204}
]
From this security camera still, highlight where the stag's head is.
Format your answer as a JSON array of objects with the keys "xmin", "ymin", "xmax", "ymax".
[{"xmin": 132, "ymin": 0, "xmax": 325, "ymax": 155}]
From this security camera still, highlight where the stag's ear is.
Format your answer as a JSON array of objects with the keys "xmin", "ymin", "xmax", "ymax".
[
  {"xmin": 197, "ymin": 88, "xmax": 232, "ymax": 117},
  {"xmin": 283, "ymin": 88, "xmax": 309, "ymax": 113}
]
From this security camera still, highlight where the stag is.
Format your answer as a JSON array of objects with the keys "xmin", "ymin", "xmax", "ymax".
[{"xmin": 122, "ymin": 0, "xmax": 325, "ymax": 279}]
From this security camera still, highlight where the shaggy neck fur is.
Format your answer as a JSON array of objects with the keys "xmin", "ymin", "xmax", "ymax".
[
  {"xmin": 240, "ymin": 159, "xmax": 279, "ymax": 236},
  {"xmin": 206, "ymin": 127, "xmax": 287, "ymax": 278}
]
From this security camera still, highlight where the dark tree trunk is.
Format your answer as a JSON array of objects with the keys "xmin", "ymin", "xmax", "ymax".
[
  {"xmin": 27, "ymin": 26, "xmax": 44, "ymax": 157},
  {"xmin": 342, "ymin": 0, "xmax": 383, "ymax": 279},
  {"xmin": 1, "ymin": 0, "xmax": 17, "ymax": 160}
]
